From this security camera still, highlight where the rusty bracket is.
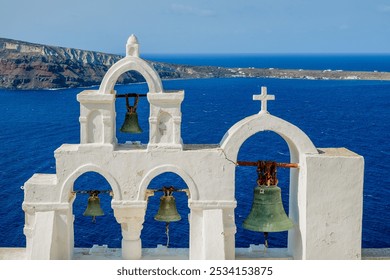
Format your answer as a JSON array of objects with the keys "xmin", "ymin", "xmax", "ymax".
[
  {"xmin": 145, "ymin": 189, "xmax": 155, "ymax": 200},
  {"xmin": 257, "ymin": 161, "xmax": 278, "ymax": 186},
  {"xmin": 237, "ymin": 160, "xmax": 299, "ymax": 187}
]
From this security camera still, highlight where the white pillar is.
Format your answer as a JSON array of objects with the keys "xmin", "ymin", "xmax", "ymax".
[
  {"xmin": 77, "ymin": 90, "xmax": 116, "ymax": 145},
  {"xmin": 222, "ymin": 208, "xmax": 237, "ymax": 260},
  {"xmin": 119, "ymin": 217, "xmax": 144, "ymax": 260},
  {"xmin": 203, "ymin": 209, "xmax": 225, "ymax": 259},
  {"xmin": 188, "ymin": 200, "xmax": 237, "ymax": 260},
  {"xmin": 289, "ymin": 148, "xmax": 364, "ymax": 259},
  {"xmin": 31, "ymin": 211, "xmax": 56, "ymax": 259},
  {"xmin": 113, "ymin": 201, "xmax": 147, "ymax": 260}
]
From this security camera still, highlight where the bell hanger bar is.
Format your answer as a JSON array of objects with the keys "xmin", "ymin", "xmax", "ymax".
[
  {"xmin": 116, "ymin": 93, "xmax": 147, "ymax": 98},
  {"xmin": 237, "ymin": 160, "xmax": 299, "ymax": 169},
  {"xmin": 152, "ymin": 186, "xmax": 189, "ymax": 193},
  {"xmin": 72, "ymin": 189, "xmax": 112, "ymax": 195}
]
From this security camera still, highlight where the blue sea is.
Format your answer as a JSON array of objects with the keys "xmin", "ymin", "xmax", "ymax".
[{"xmin": 0, "ymin": 54, "xmax": 389, "ymax": 250}]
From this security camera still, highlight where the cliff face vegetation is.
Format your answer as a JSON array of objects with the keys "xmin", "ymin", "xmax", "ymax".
[{"xmin": 1, "ymin": 37, "xmax": 390, "ymax": 90}]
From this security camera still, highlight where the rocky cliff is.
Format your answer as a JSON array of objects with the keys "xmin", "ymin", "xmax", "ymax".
[
  {"xmin": 0, "ymin": 38, "xmax": 236, "ymax": 90},
  {"xmin": 1, "ymin": 37, "xmax": 389, "ymax": 90}
]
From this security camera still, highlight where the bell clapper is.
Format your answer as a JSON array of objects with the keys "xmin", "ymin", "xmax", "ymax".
[
  {"xmin": 165, "ymin": 222, "xmax": 170, "ymax": 248},
  {"xmin": 264, "ymin": 232, "xmax": 269, "ymax": 250},
  {"xmin": 92, "ymin": 216, "xmax": 96, "ymax": 223}
]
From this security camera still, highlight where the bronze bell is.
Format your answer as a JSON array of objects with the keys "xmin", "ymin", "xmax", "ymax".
[
  {"xmin": 243, "ymin": 185, "xmax": 294, "ymax": 233},
  {"xmin": 120, "ymin": 94, "xmax": 142, "ymax": 134},
  {"xmin": 120, "ymin": 111, "xmax": 143, "ymax": 133},
  {"xmin": 154, "ymin": 189, "xmax": 181, "ymax": 223},
  {"xmin": 83, "ymin": 191, "xmax": 104, "ymax": 222}
]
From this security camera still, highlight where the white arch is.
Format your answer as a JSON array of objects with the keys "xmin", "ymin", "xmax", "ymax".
[
  {"xmin": 98, "ymin": 56, "xmax": 163, "ymax": 94},
  {"xmin": 220, "ymin": 113, "xmax": 318, "ymax": 162},
  {"xmin": 221, "ymin": 112, "xmax": 318, "ymax": 258},
  {"xmin": 136, "ymin": 164, "xmax": 199, "ymax": 201},
  {"xmin": 60, "ymin": 164, "xmax": 122, "ymax": 202}
]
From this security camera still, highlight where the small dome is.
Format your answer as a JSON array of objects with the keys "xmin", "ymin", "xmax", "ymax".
[{"xmin": 127, "ymin": 34, "xmax": 138, "ymax": 45}]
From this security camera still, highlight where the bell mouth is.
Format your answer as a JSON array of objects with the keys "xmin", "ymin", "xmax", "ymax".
[
  {"xmin": 243, "ymin": 218, "xmax": 294, "ymax": 233},
  {"xmin": 242, "ymin": 185, "xmax": 294, "ymax": 233},
  {"xmin": 154, "ymin": 216, "xmax": 182, "ymax": 223}
]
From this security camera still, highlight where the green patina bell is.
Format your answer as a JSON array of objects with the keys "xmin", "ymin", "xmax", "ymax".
[
  {"xmin": 120, "ymin": 111, "xmax": 143, "ymax": 133},
  {"xmin": 120, "ymin": 94, "xmax": 143, "ymax": 134},
  {"xmin": 83, "ymin": 192, "xmax": 104, "ymax": 220},
  {"xmin": 243, "ymin": 185, "xmax": 294, "ymax": 232},
  {"xmin": 154, "ymin": 193, "xmax": 181, "ymax": 223}
]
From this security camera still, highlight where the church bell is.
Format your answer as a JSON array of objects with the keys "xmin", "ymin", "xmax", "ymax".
[
  {"xmin": 83, "ymin": 191, "xmax": 104, "ymax": 222},
  {"xmin": 120, "ymin": 111, "xmax": 143, "ymax": 133},
  {"xmin": 120, "ymin": 94, "xmax": 143, "ymax": 133},
  {"xmin": 243, "ymin": 185, "xmax": 294, "ymax": 233},
  {"xmin": 154, "ymin": 189, "xmax": 181, "ymax": 223}
]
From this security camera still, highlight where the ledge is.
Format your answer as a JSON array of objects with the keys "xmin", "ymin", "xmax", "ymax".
[{"xmin": 1, "ymin": 248, "xmax": 389, "ymax": 260}]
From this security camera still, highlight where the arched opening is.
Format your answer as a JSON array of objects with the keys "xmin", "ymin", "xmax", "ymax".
[
  {"xmin": 98, "ymin": 56, "xmax": 163, "ymax": 95},
  {"xmin": 235, "ymin": 131, "xmax": 292, "ymax": 250},
  {"xmin": 72, "ymin": 171, "xmax": 121, "ymax": 249},
  {"xmin": 142, "ymin": 172, "xmax": 190, "ymax": 255},
  {"xmin": 114, "ymin": 72, "xmax": 149, "ymax": 145},
  {"xmin": 221, "ymin": 112, "xmax": 317, "ymax": 258}
]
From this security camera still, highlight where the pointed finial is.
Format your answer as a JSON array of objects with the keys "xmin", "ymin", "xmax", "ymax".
[{"xmin": 126, "ymin": 34, "xmax": 139, "ymax": 57}]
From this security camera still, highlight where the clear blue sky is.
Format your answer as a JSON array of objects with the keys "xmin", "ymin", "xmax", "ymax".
[{"xmin": 1, "ymin": 0, "xmax": 390, "ymax": 54}]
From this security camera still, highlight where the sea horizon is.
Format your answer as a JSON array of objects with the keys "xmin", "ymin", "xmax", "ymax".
[{"xmin": 143, "ymin": 53, "xmax": 390, "ymax": 73}]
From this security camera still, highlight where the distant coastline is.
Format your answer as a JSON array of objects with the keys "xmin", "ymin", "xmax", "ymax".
[{"xmin": 1, "ymin": 37, "xmax": 390, "ymax": 90}]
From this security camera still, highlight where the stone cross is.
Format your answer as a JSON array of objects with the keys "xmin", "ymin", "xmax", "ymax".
[{"xmin": 253, "ymin": 86, "xmax": 275, "ymax": 113}]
